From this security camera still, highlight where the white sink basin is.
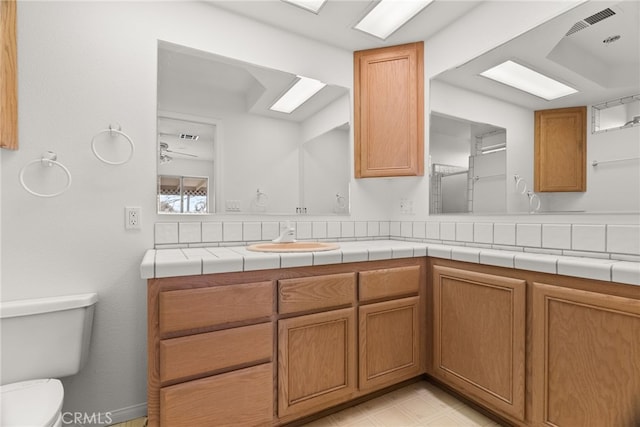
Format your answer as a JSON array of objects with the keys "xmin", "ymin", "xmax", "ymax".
[{"xmin": 246, "ymin": 242, "xmax": 340, "ymax": 253}]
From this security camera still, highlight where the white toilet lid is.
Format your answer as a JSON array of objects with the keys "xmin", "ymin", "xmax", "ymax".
[{"xmin": 1, "ymin": 379, "xmax": 63, "ymax": 427}]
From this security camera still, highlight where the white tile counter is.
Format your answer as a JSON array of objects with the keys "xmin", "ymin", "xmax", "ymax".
[{"xmin": 141, "ymin": 239, "xmax": 640, "ymax": 286}]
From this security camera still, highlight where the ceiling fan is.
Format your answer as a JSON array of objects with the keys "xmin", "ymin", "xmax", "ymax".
[{"xmin": 159, "ymin": 142, "xmax": 199, "ymax": 164}]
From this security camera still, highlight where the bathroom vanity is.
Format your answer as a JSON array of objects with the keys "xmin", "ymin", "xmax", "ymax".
[{"xmin": 144, "ymin": 240, "xmax": 640, "ymax": 427}]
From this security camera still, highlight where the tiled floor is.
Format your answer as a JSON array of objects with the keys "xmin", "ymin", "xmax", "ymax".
[
  {"xmin": 302, "ymin": 381, "xmax": 501, "ymax": 427},
  {"xmin": 110, "ymin": 381, "xmax": 501, "ymax": 427}
]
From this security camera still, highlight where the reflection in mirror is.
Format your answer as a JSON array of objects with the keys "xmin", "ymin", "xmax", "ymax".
[
  {"xmin": 430, "ymin": 0, "xmax": 640, "ymax": 214},
  {"xmin": 158, "ymin": 175, "xmax": 209, "ymax": 214},
  {"xmin": 157, "ymin": 41, "xmax": 351, "ymax": 215},
  {"xmin": 301, "ymin": 123, "xmax": 350, "ymax": 215},
  {"xmin": 157, "ymin": 115, "xmax": 215, "ymax": 214},
  {"xmin": 430, "ymin": 113, "xmax": 506, "ymax": 214},
  {"xmin": 592, "ymin": 95, "xmax": 640, "ymax": 133}
]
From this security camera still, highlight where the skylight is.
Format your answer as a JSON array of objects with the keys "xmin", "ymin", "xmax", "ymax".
[
  {"xmin": 281, "ymin": 0, "xmax": 327, "ymax": 14},
  {"xmin": 480, "ymin": 60, "xmax": 578, "ymax": 101},
  {"xmin": 270, "ymin": 76, "xmax": 327, "ymax": 114},
  {"xmin": 354, "ymin": 0, "xmax": 434, "ymax": 40}
]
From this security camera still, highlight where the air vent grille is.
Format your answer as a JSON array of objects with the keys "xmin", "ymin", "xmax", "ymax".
[
  {"xmin": 564, "ymin": 7, "xmax": 617, "ymax": 37},
  {"xmin": 565, "ymin": 21, "xmax": 589, "ymax": 36},
  {"xmin": 584, "ymin": 8, "xmax": 616, "ymax": 25}
]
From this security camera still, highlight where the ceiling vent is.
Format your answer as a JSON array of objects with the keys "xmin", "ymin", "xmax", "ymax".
[{"xmin": 565, "ymin": 7, "xmax": 616, "ymax": 36}]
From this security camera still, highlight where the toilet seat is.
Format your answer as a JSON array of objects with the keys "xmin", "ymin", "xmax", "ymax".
[{"xmin": 0, "ymin": 378, "xmax": 64, "ymax": 427}]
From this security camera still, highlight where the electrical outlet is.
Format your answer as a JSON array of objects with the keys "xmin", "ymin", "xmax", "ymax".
[
  {"xmin": 400, "ymin": 198, "xmax": 414, "ymax": 214},
  {"xmin": 125, "ymin": 207, "xmax": 141, "ymax": 230}
]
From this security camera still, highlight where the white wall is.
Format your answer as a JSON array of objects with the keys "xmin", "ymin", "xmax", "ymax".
[{"xmin": 1, "ymin": 1, "xmax": 355, "ymax": 420}]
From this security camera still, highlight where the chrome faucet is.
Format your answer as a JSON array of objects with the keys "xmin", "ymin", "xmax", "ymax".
[{"xmin": 272, "ymin": 221, "xmax": 296, "ymax": 243}]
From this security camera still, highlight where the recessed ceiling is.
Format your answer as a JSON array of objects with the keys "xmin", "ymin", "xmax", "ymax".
[
  {"xmin": 435, "ymin": 0, "xmax": 640, "ymax": 110},
  {"xmin": 204, "ymin": 0, "xmax": 480, "ymax": 51}
]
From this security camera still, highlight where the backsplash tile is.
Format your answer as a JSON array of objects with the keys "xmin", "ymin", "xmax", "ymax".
[
  {"xmin": 379, "ymin": 221, "xmax": 390, "ymax": 236},
  {"xmin": 202, "ymin": 222, "xmax": 223, "ymax": 243},
  {"xmin": 223, "ymin": 222, "xmax": 243, "ymax": 242},
  {"xmin": 516, "ymin": 224, "xmax": 541, "ymax": 247},
  {"xmin": 341, "ymin": 221, "xmax": 355, "ymax": 238},
  {"xmin": 493, "ymin": 223, "xmax": 515, "ymax": 245},
  {"xmin": 542, "ymin": 224, "xmax": 571, "ymax": 249},
  {"xmin": 426, "ymin": 222, "xmax": 440, "ymax": 240},
  {"xmin": 155, "ymin": 223, "xmax": 179, "ymax": 245},
  {"xmin": 607, "ymin": 225, "xmax": 640, "ymax": 255},
  {"xmin": 572, "ymin": 224, "xmax": 606, "ymax": 252},
  {"xmin": 261, "ymin": 222, "xmax": 280, "ymax": 241},
  {"xmin": 179, "ymin": 222, "xmax": 201, "ymax": 244},
  {"xmin": 412, "ymin": 222, "xmax": 426, "ymax": 239},
  {"xmin": 313, "ymin": 221, "xmax": 328, "ymax": 239},
  {"xmin": 473, "ymin": 223, "xmax": 493, "ymax": 244},
  {"xmin": 456, "ymin": 222, "xmax": 473, "ymax": 242},
  {"xmin": 355, "ymin": 221, "xmax": 368, "ymax": 237},
  {"xmin": 242, "ymin": 222, "xmax": 261, "ymax": 241},
  {"xmin": 296, "ymin": 221, "xmax": 312, "ymax": 239},
  {"xmin": 327, "ymin": 221, "xmax": 341, "ymax": 238},
  {"xmin": 153, "ymin": 219, "xmax": 639, "ymax": 268},
  {"xmin": 440, "ymin": 222, "xmax": 456, "ymax": 241},
  {"xmin": 367, "ymin": 221, "xmax": 380, "ymax": 237}
]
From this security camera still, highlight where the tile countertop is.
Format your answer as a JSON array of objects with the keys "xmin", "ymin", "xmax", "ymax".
[{"xmin": 140, "ymin": 240, "xmax": 640, "ymax": 286}]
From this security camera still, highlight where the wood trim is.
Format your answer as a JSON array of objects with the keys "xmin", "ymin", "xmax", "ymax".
[
  {"xmin": 1, "ymin": 0, "xmax": 17, "ymax": 150},
  {"xmin": 278, "ymin": 272, "xmax": 356, "ymax": 315}
]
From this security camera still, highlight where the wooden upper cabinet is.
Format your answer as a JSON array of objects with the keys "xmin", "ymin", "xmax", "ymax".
[
  {"xmin": 354, "ymin": 42, "xmax": 424, "ymax": 178},
  {"xmin": 534, "ymin": 106, "xmax": 586, "ymax": 192},
  {"xmin": 1, "ymin": 0, "xmax": 18, "ymax": 150}
]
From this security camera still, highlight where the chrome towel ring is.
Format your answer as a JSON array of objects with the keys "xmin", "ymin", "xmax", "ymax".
[
  {"xmin": 19, "ymin": 151, "xmax": 72, "ymax": 198},
  {"xmin": 91, "ymin": 124, "xmax": 134, "ymax": 165}
]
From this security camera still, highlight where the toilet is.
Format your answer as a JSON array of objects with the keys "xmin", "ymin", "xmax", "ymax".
[{"xmin": 0, "ymin": 293, "xmax": 98, "ymax": 427}]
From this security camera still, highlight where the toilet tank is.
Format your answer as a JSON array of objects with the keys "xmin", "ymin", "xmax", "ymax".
[{"xmin": 0, "ymin": 293, "xmax": 98, "ymax": 385}]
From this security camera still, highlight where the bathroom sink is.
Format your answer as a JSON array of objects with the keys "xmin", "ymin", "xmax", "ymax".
[{"xmin": 246, "ymin": 242, "xmax": 340, "ymax": 253}]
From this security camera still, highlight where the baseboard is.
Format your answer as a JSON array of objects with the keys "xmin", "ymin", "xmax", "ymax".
[{"xmin": 94, "ymin": 402, "xmax": 147, "ymax": 426}]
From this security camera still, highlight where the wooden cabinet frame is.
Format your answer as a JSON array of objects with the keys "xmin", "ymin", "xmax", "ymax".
[
  {"xmin": 1, "ymin": 0, "xmax": 18, "ymax": 150},
  {"xmin": 148, "ymin": 258, "xmax": 426, "ymax": 427}
]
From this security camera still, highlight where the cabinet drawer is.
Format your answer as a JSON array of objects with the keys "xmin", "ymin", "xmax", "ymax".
[
  {"xmin": 160, "ymin": 363, "xmax": 273, "ymax": 427},
  {"xmin": 159, "ymin": 322, "xmax": 273, "ymax": 384},
  {"xmin": 359, "ymin": 266, "xmax": 420, "ymax": 301},
  {"xmin": 159, "ymin": 281, "xmax": 273, "ymax": 335},
  {"xmin": 278, "ymin": 273, "xmax": 355, "ymax": 315}
]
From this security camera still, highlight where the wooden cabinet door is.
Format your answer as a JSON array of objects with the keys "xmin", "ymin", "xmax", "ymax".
[
  {"xmin": 432, "ymin": 266, "xmax": 526, "ymax": 421},
  {"xmin": 354, "ymin": 42, "xmax": 424, "ymax": 178},
  {"xmin": 359, "ymin": 296, "xmax": 421, "ymax": 392},
  {"xmin": 278, "ymin": 307, "xmax": 357, "ymax": 421},
  {"xmin": 532, "ymin": 282, "xmax": 640, "ymax": 426},
  {"xmin": 534, "ymin": 106, "xmax": 586, "ymax": 192}
]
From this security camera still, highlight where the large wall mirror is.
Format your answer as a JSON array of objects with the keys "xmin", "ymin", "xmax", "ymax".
[
  {"xmin": 430, "ymin": 0, "xmax": 639, "ymax": 215},
  {"xmin": 157, "ymin": 41, "xmax": 351, "ymax": 215}
]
